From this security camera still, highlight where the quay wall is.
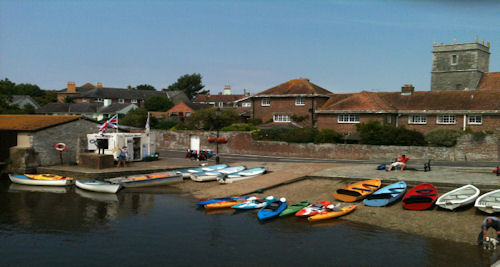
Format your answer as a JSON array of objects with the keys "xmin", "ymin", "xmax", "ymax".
[{"xmin": 154, "ymin": 130, "xmax": 500, "ymax": 161}]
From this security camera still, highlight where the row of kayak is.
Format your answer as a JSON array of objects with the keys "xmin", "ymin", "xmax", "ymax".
[
  {"xmin": 174, "ymin": 164, "xmax": 267, "ymax": 183},
  {"xmin": 197, "ymin": 196, "xmax": 357, "ymax": 222}
]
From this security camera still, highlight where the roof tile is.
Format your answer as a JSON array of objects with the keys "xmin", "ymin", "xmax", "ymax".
[{"xmin": 0, "ymin": 115, "xmax": 82, "ymax": 131}]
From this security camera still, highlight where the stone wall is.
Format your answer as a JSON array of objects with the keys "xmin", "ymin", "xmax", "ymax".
[{"xmin": 154, "ymin": 130, "xmax": 500, "ymax": 162}]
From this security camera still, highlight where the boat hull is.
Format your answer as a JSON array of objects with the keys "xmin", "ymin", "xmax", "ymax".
[
  {"xmin": 258, "ymin": 200, "xmax": 287, "ymax": 220},
  {"xmin": 475, "ymin": 189, "xmax": 500, "ymax": 214},
  {"xmin": 436, "ymin": 184, "xmax": 480, "ymax": 210},
  {"xmin": 308, "ymin": 205, "xmax": 357, "ymax": 222},
  {"xmin": 9, "ymin": 174, "xmax": 72, "ymax": 186},
  {"xmin": 279, "ymin": 201, "xmax": 310, "ymax": 216},
  {"xmin": 363, "ymin": 181, "xmax": 407, "ymax": 207},
  {"xmin": 76, "ymin": 180, "xmax": 121, "ymax": 193},
  {"xmin": 334, "ymin": 179, "xmax": 381, "ymax": 202},
  {"xmin": 107, "ymin": 172, "xmax": 183, "ymax": 188},
  {"xmin": 402, "ymin": 183, "xmax": 438, "ymax": 210}
]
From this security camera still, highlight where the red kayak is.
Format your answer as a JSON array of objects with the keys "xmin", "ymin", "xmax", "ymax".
[
  {"xmin": 402, "ymin": 183, "xmax": 438, "ymax": 210},
  {"xmin": 295, "ymin": 201, "xmax": 331, "ymax": 217}
]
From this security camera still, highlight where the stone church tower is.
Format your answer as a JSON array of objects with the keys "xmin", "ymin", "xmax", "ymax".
[{"xmin": 431, "ymin": 37, "xmax": 490, "ymax": 91}]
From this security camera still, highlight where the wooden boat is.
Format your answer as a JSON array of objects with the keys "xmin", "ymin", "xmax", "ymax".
[
  {"xmin": 232, "ymin": 196, "xmax": 274, "ymax": 209},
  {"xmin": 258, "ymin": 198, "xmax": 287, "ymax": 221},
  {"xmin": 8, "ymin": 174, "xmax": 73, "ymax": 186},
  {"xmin": 436, "ymin": 184, "xmax": 480, "ymax": 210},
  {"xmin": 295, "ymin": 201, "xmax": 331, "ymax": 217},
  {"xmin": 279, "ymin": 200, "xmax": 310, "ymax": 217},
  {"xmin": 191, "ymin": 166, "xmax": 246, "ymax": 182},
  {"xmin": 218, "ymin": 168, "xmax": 266, "ymax": 184},
  {"xmin": 475, "ymin": 189, "xmax": 500, "ymax": 214},
  {"xmin": 106, "ymin": 171, "xmax": 182, "ymax": 188},
  {"xmin": 75, "ymin": 180, "xmax": 121, "ymax": 194},
  {"xmin": 308, "ymin": 204, "xmax": 357, "ymax": 222},
  {"xmin": 333, "ymin": 179, "xmax": 381, "ymax": 202},
  {"xmin": 363, "ymin": 181, "xmax": 407, "ymax": 207},
  {"xmin": 176, "ymin": 164, "xmax": 228, "ymax": 178},
  {"xmin": 204, "ymin": 197, "xmax": 249, "ymax": 209},
  {"xmin": 402, "ymin": 183, "xmax": 438, "ymax": 210}
]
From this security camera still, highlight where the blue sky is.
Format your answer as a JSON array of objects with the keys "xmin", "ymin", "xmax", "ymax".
[{"xmin": 1, "ymin": 0, "xmax": 499, "ymax": 94}]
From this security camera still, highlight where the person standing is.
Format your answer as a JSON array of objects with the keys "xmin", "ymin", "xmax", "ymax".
[
  {"xmin": 477, "ymin": 216, "xmax": 500, "ymax": 245},
  {"xmin": 387, "ymin": 154, "xmax": 410, "ymax": 172},
  {"xmin": 117, "ymin": 146, "xmax": 127, "ymax": 167}
]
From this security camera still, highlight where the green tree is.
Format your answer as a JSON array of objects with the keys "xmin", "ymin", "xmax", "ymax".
[
  {"xmin": 135, "ymin": 84, "xmax": 156, "ymax": 91},
  {"xmin": 166, "ymin": 73, "xmax": 208, "ymax": 100},
  {"xmin": 22, "ymin": 103, "xmax": 35, "ymax": 114},
  {"xmin": 120, "ymin": 108, "xmax": 158, "ymax": 128},
  {"xmin": 357, "ymin": 120, "xmax": 425, "ymax": 146},
  {"xmin": 185, "ymin": 108, "xmax": 239, "ymax": 130},
  {"xmin": 144, "ymin": 95, "xmax": 174, "ymax": 111},
  {"xmin": 63, "ymin": 96, "xmax": 75, "ymax": 103},
  {"xmin": 34, "ymin": 90, "xmax": 58, "ymax": 106}
]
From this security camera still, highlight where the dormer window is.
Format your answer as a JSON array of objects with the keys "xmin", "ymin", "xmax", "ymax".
[{"xmin": 451, "ymin": 54, "xmax": 458, "ymax": 65}]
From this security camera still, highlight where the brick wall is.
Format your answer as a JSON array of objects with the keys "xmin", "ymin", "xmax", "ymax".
[
  {"xmin": 316, "ymin": 113, "xmax": 389, "ymax": 134},
  {"xmin": 154, "ymin": 130, "xmax": 500, "ymax": 162}
]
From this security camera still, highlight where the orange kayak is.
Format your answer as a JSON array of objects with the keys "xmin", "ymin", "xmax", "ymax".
[
  {"xmin": 333, "ymin": 179, "xmax": 381, "ymax": 202},
  {"xmin": 204, "ymin": 198, "xmax": 248, "ymax": 209},
  {"xmin": 308, "ymin": 204, "xmax": 357, "ymax": 222},
  {"xmin": 25, "ymin": 174, "xmax": 72, "ymax": 180}
]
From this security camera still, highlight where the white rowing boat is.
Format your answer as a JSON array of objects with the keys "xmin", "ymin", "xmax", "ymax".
[
  {"xmin": 475, "ymin": 189, "xmax": 500, "ymax": 214},
  {"xmin": 75, "ymin": 180, "xmax": 121, "ymax": 193},
  {"xmin": 218, "ymin": 167, "xmax": 266, "ymax": 184},
  {"xmin": 436, "ymin": 184, "xmax": 480, "ymax": 210},
  {"xmin": 176, "ymin": 164, "xmax": 228, "ymax": 178},
  {"xmin": 190, "ymin": 166, "xmax": 246, "ymax": 182}
]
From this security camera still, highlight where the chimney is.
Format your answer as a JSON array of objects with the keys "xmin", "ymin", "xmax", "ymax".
[
  {"xmin": 224, "ymin": 85, "xmax": 231, "ymax": 95},
  {"xmin": 401, "ymin": 84, "xmax": 415, "ymax": 95},
  {"xmin": 67, "ymin": 82, "xmax": 76, "ymax": 92},
  {"xmin": 97, "ymin": 82, "xmax": 103, "ymax": 88}
]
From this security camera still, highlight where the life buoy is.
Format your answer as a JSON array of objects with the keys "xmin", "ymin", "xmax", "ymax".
[{"xmin": 55, "ymin": 143, "xmax": 67, "ymax": 151}]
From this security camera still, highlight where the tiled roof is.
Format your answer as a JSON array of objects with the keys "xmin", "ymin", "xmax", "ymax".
[
  {"xmin": 0, "ymin": 115, "xmax": 82, "ymax": 131},
  {"xmin": 35, "ymin": 103, "xmax": 100, "ymax": 113},
  {"xmin": 477, "ymin": 72, "xmax": 500, "ymax": 90},
  {"xmin": 185, "ymin": 102, "xmax": 212, "ymax": 111},
  {"xmin": 77, "ymin": 88, "xmax": 165, "ymax": 100},
  {"xmin": 255, "ymin": 78, "xmax": 332, "ymax": 96},
  {"xmin": 193, "ymin": 94, "xmax": 246, "ymax": 102},
  {"xmin": 98, "ymin": 103, "xmax": 137, "ymax": 113},
  {"xmin": 163, "ymin": 90, "xmax": 190, "ymax": 104}
]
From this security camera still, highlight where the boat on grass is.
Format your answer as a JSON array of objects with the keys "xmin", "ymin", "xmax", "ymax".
[
  {"xmin": 279, "ymin": 200, "xmax": 310, "ymax": 217},
  {"xmin": 9, "ymin": 174, "xmax": 73, "ymax": 186},
  {"xmin": 232, "ymin": 196, "xmax": 274, "ymax": 209},
  {"xmin": 402, "ymin": 183, "xmax": 438, "ymax": 210},
  {"xmin": 363, "ymin": 181, "xmax": 407, "ymax": 207},
  {"xmin": 218, "ymin": 168, "xmax": 266, "ymax": 184},
  {"xmin": 258, "ymin": 198, "xmax": 287, "ymax": 221},
  {"xmin": 308, "ymin": 204, "xmax": 357, "ymax": 222},
  {"xmin": 76, "ymin": 180, "xmax": 121, "ymax": 194},
  {"xmin": 475, "ymin": 189, "xmax": 500, "ymax": 214},
  {"xmin": 176, "ymin": 164, "xmax": 228, "ymax": 178},
  {"xmin": 106, "ymin": 171, "xmax": 182, "ymax": 188},
  {"xmin": 191, "ymin": 166, "xmax": 246, "ymax": 182},
  {"xmin": 436, "ymin": 184, "xmax": 480, "ymax": 210},
  {"xmin": 295, "ymin": 201, "xmax": 331, "ymax": 217},
  {"xmin": 333, "ymin": 179, "xmax": 381, "ymax": 202}
]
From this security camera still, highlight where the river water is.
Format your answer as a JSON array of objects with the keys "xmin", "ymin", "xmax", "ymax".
[{"xmin": 0, "ymin": 176, "xmax": 497, "ymax": 266}]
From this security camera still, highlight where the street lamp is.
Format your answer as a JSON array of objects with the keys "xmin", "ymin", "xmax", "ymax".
[{"xmin": 215, "ymin": 108, "xmax": 221, "ymax": 164}]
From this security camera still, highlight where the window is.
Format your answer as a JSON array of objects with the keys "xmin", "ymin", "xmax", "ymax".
[
  {"xmin": 273, "ymin": 114, "xmax": 290, "ymax": 122},
  {"xmin": 242, "ymin": 102, "xmax": 251, "ymax": 107},
  {"xmin": 468, "ymin": 115, "xmax": 482, "ymax": 125},
  {"xmin": 409, "ymin": 115, "xmax": 427, "ymax": 124},
  {"xmin": 338, "ymin": 114, "xmax": 360, "ymax": 123},
  {"xmin": 218, "ymin": 102, "xmax": 223, "ymax": 107},
  {"xmin": 451, "ymin": 54, "xmax": 458, "ymax": 65},
  {"xmin": 118, "ymin": 98, "xmax": 125, "ymax": 104},
  {"xmin": 131, "ymin": 99, "xmax": 138, "ymax": 103},
  {"xmin": 386, "ymin": 115, "xmax": 391, "ymax": 124},
  {"xmin": 437, "ymin": 115, "xmax": 456, "ymax": 124},
  {"xmin": 295, "ymin": 97, "xmax": 305, "ymax": 106},
  {"xmin": 171, "ymin": 112, "xmax": 177, "ymax": 116},
  {"xmin": 82, "ymin": 98, "xmax": 88, "ymax": 103},
  {"xmin": 186, "ymin": 112, "xmax": 191, "ymax": 117},
  {"xmin": 179, "ymin": 112, "xmax": 184, "ymax": 117},
  {"xmin": 261, "ymin": 98, "xmax": 270, "ymax": 106},
  {"xmin": 96, "ymin": 98, "xmax": 104, "ymax": 102}
]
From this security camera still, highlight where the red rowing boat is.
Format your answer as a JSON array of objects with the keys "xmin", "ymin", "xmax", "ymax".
[{"xmin": 402, "ymin": 183, "xmax": 438, "ymax": 210}]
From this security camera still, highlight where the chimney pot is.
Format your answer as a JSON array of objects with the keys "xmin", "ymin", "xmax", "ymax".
[
  {"xmin": 97, "ymin": 82, "xmax": 103, "ymax": 88},
  {"xmin": 401, "ymin": 84, "xmax": 415, "ymax": 95},
  {"xmin": 67, "ymin": 82, "xmax": 76, "ymax": 92}
]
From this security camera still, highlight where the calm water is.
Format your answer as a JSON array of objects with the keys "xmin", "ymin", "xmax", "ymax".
[{"xmin": 0, "ymin": 176, "xmax": 496, "ymax": 266}]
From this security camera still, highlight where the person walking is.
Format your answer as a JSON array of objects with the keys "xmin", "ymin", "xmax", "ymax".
[
  {"xmin": 387, "ymin": 154, "xmax": 410, "ymax": 172},
  {"xmin": 478, "ymin": 216, "xmax": 500, "ymax": 245},
  {"xmin": 117, "ymin": 146, "xmax": 127, "ymax": 167}
]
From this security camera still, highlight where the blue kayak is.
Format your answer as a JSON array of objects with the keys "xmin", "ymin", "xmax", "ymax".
[
  {"xmin": 196, "ymin": 196, "xmax": 249, "ymax": 206},
  {"xmin": 257, "ymin": 198, "xmax": 287, "ymax": 220},
  {"xmin": 363, "ymin": 181, "xmax": 407, "ymax": 207}
]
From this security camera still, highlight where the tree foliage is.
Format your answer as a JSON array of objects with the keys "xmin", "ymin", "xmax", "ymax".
[
  {"xmin": 119, "ymin": 108, "xmax": 158, "ymax": 128},
  {"xmin": 178, "ymin": 108, "xmax": 239, "ymax": 130},
  {"xmin": 425, "ymin": 129, "xmax": 463, "ymax": 147},
  {"xmin": 135, "ymin": 84, "xmax": 156, "ymax": 91},
  {"xmin": 166, "ymin": 73, "xmax": 208, "ymax": 100},
  {"xmin": 357, "ymin": 120, "xmax": 426, "ymax": 146},
  {"xmin": 144, "ymin": 95, "xmax": 174, "ymax": 111},
  {"xmin": 0, "ymin": 78, "xmax": 51, "ymax": 114},
  {"xmin": 314, "ymin": 129, "xmax": 344, "ymax": 144}
]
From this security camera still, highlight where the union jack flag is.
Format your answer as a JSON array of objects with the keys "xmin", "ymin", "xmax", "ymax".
[{"xmin": 98, "ymin": 114, "xmax": 118, "ymax": 133}]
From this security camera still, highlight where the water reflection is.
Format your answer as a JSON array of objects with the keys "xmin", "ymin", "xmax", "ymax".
[{"xmin": 9, "ymin": 183, "xmax": 69, "ymax": 194}]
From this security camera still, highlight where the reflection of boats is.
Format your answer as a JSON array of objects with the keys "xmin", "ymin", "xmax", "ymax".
[
  {"xmin": 8, "ymin": 183, "xmax": 69, "ymax": 194},
  {"xmin": 76, "ymin": 180, "xmax": 121, "ymax": 193},
  {"xmin": 204, "ymin": 208, "xmax": 235, "ymax": 215},
  {"xmin": 106, "ymin": 171, "xmax": 182, "ymax": 188},
  {"xmin": 9, "ymin": 174, "xmax": 73, "ymax": 186},
  {"xmin": 309, "ymin": 218, "xmax": 349, "ymax": 228},
  {"xmin": 75, "ymin": 188, "xmax": 119, "ymax": 202}
]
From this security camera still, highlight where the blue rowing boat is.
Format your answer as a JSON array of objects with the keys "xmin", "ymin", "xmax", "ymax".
[{"xmin": 363, "ymin": 181, "xmax": 407, "ymax": 207}]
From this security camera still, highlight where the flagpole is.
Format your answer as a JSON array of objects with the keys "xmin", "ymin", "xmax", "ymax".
[
  {"xmin": 147, "ymin": 112, "xmax": 151, "ymax": 157},
  {"xmin": 116, "ymin": 114, "xmax": 119, "ymax": 133}
]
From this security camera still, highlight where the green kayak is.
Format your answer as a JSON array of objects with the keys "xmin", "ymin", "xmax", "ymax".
[{"xmin": 279, "ymin": 200, "xmax": 310, "ymax": 216}]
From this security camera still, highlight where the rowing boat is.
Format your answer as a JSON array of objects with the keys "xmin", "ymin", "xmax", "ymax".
[
  {"xmin": 475, "ymin": 189, "xmax": 500, "ymax": 214},
  {"xmin": 9, "ymin": 174, "xmax": 73, "ymax": 186},
  {"xmin": 106, "ymin": 171, "xmax": 182, "ymax": 188},
  {"xmin": 191, "ymin": 166, "xmax": 246, "ymax": 182},
  {"xmin": 218, "ymin": 167, "xmax": 266, "ymax": 184},
  {"xmin": 436, "ymin": 184, "xmax": 480, "ymax": 210},
  {"xmin": 175, "ymin": 164, "xmax": 228, "ymax": 178},
  {"xmin": 75, "ymin": 180, "xmax": 121, "ymax": 193}
]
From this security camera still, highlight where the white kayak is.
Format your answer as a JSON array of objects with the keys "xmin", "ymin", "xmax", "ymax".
[
  {"xmin": 76, "ymin": 180, "xmax": 121, "ymax": 194},
  {"xmin": 475, "ymin": 189, "xmax": 500, "ymax": 214},
  {"xmin": 191, "ymin": 166, "xmax": 246, "ymax": 182},
  {"xmin": 218, "ymin": 167, "xmax": 266, "ymax": 184},
  {"xmin": 436, "ymin": 184, "xmax": 480, "ymax": 210},
  {"xmin": 8, "ymin": 174, "xmax": 73, "ymax": 186}
]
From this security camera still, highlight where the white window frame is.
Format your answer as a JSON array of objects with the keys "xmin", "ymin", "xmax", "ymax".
[
  {"xmin": 82, "ymin": 98, "xmax": 88, "ymax": 103},
  {"xmin": 437, "ymin": 115, "xmax": 456, "ymax": 125},
  {"xmin": 468, "ymin": 115, "xmax": 482, "ymax": 125},
  {"xmin": 218, "ymin": 102, "xmax": 223, "ymax": 107},
  {"xmin": 118, "ymin": 98, "xmax": 125, "ymax": 104},
  {"xmin": 338, "ymin": 114, "xmax": 360, "ymax": 123},
  {"xmin": 295, "ymin": 97, "xmax": 305, "ymax": 106},
  {"xmin": 451, "ymin": 54, "xmax": 458, "ymax": 65},
  {"xmin": 273, "ymin": 114, "xmax": 291, "ymax": 122},
  {"xmin": 96, "ymin": 98, "xmax": 104, "ymax": 102},
  {"xmin": 261, "ymin": 98, "xmax": 270, "ymax": 106},
  {"xmin": 242, "ymin": 102, "xmax": 251, "ymax": 107},
  {"xmin": 408, "ymin": 115, "xmax": 427, "ymax": 124},
  {"xmin": 186, "ymin": 112, "xmax": 191, "ymax": 117},
  {"xmin": 131, "ymin": 99, "xmax": 138, "ymax": 103}
]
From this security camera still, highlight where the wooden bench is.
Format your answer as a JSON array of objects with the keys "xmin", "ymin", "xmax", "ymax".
[{"xmin": 391, "ymin": 158, "xmax": 432, "ymax": 172}]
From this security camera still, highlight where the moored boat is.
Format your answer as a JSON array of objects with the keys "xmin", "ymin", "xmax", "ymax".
[
  {"xmin": 279, "ymin": 200, "xmax": 310, "ymax": 217},
  {"xmin": 218, "ymin": 167, "xmax": 266, "ymax": 184},
  {"xmin": 363, "ymin": 181, "xmax": 407, "ymax": 207},
  {"xmin": 258, "ymin": 198, "xmax": 287, "ymax": 221},
  {"xmin": 75, "ymin": 180, "xmax": 121, "ymax": 193},
  {"xmin": 106, "ymin": 171, "xmax": 182, "ymax": 188},
  {"xmin": 475, "ymin": 189, "xmax": 500, "ymax": 214},
  {"xmin": 9, "ymin": 174, "xmax": 73, "ymax": 186},
  {"xmin": 308, "ymin": 204, "xmax": 357, "ymax": 222},
  {"xmin": 333, "ymin": 179, "xmax": 381, "ymax": 202},
  {"xmin": 295, "ymin": 201, "xmax": 331, "ymax": 217},
  {"xmin": 191, "ymin": 166, "xmax": 246, "ymax": 182},
  {"xmin": 232, "ymin": 196, "xmax": 274, "ymax": 209},
  {"xmin": 402, "ymin": 183, "xmax": 438, "ymax": 210},
  {"xmin": 175, "ymin": 164, "xmax": 228, "ymax": 178},
  {"xmin": 436, "ymin": 184, "xmax": 480, "ymax": 210}
]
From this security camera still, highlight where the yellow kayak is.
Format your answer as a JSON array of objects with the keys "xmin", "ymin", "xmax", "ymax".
[
  {"xmin": 333, "ymin": 179, "xmax": 381, "ymax": 202},
  {"xmin": 204, "ymin": 199, "xmax": 247, "ymax": 209},
  {"xmin": 308, "ymin": 204, "xmax": 357, "ymax": 222},
  {"xmin": 25, "ymin": 174, "xmax": 72, "ymax": 180}
]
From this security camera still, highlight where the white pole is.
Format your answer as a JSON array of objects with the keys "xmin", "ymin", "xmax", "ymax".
[{"xmin": 148, "ymin": 112, "xmax": 151, "ymax": 156}]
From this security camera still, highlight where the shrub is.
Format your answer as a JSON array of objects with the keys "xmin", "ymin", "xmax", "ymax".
[
  {"xmin": 314, "ymin": 129, "xmax": 343, "ymax": 144},
  {"xmin": 357, "ymin": 120, "xmax": 426, "ymax": 146},
  {"xmin": 425, "ymin": 129, "xmax": 463, "ymax": 147},
  {"xmin": 392, "ymin": 127, "xmax": 427, "ymax": 146},
  {"xmin": 280, "ymin": 128, "xmax": 318, "ymax": 143},
  {"xmin": 154, "ymin": 120, "xmax": 178, "ymax": 130},
  {"xmin": 253, "ymin": 128, "xmax": 290, "ymax": 141},
  {"xmin": 247, "ymin": 118, "xmax": 263, "ymax": 125},
  {"xmin": 221, "ymin": 123, "xmax": 258, "ymax": 132}
]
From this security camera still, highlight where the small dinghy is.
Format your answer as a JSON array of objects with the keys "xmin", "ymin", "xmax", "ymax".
[
  {"xmin": 106, "ymin": 171, "xmax": 182, "ymax": 188},
  {"xmin": 334, "ymin": 179, "xmax": 381, "ymax": 202},
  {"xmin": 475, "ymin": 189, "xmax": 500, "ymax": 214},
  {"xmin": 295, "ymin": 201, "xmax": 331, "ymax": 217},
  {"xmin": 279, "ymin": 200, "xmax": 310, "ymax": 217},
  {"xmin": 218, "ymin": 168, "xmax": 266, "ymax": 184},
  {"xmin": 9, "ymin": 174, "xmax": 73, "ymax": 186},
  {"xmin": 191, "ymin": 166, "xmax": 246, "ymax": 182},
  {"xmin": 308, "ymin": 204, "xmax": 357, "ymax": 222},
  {"xmin": 364, "ymin": 181, "xmax": 407, "ymax": 207},
  {"xmin": 204, "ymin": 196, "xmax": 249, "ymax": 209},
  {"xmin": 75, "ymin": 180, "xmax": 121, "ymax": 194},
  {"xmin": 258, "ymin": 198, "xmax": 287, "ymax": 221},
  {"xmin": 436, "ymin": 184, "xmax": 480, "ymax": 210},
  {"xmin": 176, "ymin": 164, "xmax": 228, "ymax": 178},
  {"xmin": 232, "ymin": 196, "xmax": 274, "ymax": 209},
  {"xmin": 402, "ymin": 183, "xmax": 438, "ymax": 210}
]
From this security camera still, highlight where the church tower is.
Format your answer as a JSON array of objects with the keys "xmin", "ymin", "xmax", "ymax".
[{"xmin": 431, "ymin": 37, "xmax": 490, "ymax": 91}]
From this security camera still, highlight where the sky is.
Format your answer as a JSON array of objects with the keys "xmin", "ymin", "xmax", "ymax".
[{"xmin": 1, "ymin": 0, "xmax": 500, "ymax": 94}]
